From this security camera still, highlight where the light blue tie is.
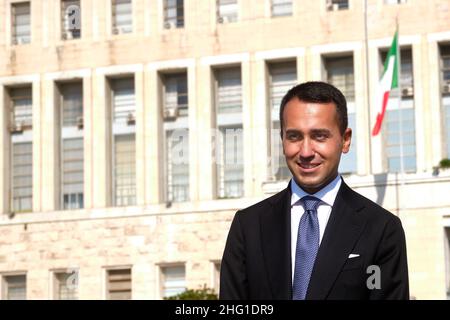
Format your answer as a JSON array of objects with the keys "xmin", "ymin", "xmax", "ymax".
[{"xmin": 292, "ymin": 196, "xmax": 321, "ymax": 300}]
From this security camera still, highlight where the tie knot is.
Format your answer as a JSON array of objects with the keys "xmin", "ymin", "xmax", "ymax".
[{"xmin": 301, "ymin": 196, "xmax": 321, "ymax": 211}]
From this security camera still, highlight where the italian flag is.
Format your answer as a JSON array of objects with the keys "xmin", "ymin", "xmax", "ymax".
[{"xmin": 372, "ymin": 31, "xmax": 399, "ymax": 136}]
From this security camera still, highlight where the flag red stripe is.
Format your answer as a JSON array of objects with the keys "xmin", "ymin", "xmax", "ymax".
[{"xmin": 371, "ymin": 91, "xmax": 391, "ymax": 136}]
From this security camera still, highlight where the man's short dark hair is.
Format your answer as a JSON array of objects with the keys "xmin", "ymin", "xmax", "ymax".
[{"xmin": 279, "ymin": 81, "xmax": 348, "ymax": 137}]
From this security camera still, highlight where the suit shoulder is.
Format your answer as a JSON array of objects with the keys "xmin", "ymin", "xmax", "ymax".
[
  {"xmin": 237, "ymin": 188, "xmax": 288, "ymax": 219},
  {"xmin": 344, "ymin": 185, "xmax": 400, "ymax": 224}
]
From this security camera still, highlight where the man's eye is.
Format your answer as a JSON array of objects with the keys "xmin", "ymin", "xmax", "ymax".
[
  {"xmin": 314, "ymin": 134, "xmax": 328, "ymax": 141},
  {"xmin": 287, "ymin": 133, "xmax": 299, "ymax": 140}
]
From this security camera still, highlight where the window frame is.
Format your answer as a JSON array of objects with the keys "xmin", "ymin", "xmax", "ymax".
[
  {"xmin": 163, "ymin": 0, "xmax": 184, "ymax": 29},
  {"xmin": 161, "ymin": 71, "xmax": 190, "ymax": 203},
  {"xmin": 379, "ymin": 47, "xmax": 417, "ymax": 173},
  {"xmin": 159, "ymin": 264, "xmax": 186, "ymax": 299},
  {"xmin": 52, "ymin": 269, "xmax": 79, "ymax": 300},
  {"xmin": 105, "ymin": 267, "xmax": 132, "ymax": 300},
  {"xmin": 216, "ymin": 0, "xmax": 238, "ymax": 23},
  {"xmin": 384, "ymin": 0, "xmax": 407, "ymax": 5},
  {"xmin": 326, "ymin": 0, "xmax": 349, "ymax": 11},
  {"xmin": 109, "ymin": 76, "xmax": 137, "ymax": 207},
  {"xmin": 58, "ymin": 81, "xmax": 84, "ymax": 210},
  {"xmin": 212, "ymin": 261, "xmax": 221, "ymax": 295},
  {"xmin": 271, "ymin": 0, "xmax": 293, "ymax": 17},
  {"xmin": 1, "ymin": 273, "xmax": 27, "ymax": 300},
  {"xmin": 440, "ymin": 44, "xmax": 450, "ymax": 158},
  {"xmin": 11, "ymin": 1, "xmax": 31, "ymax": 45},
  {"xmin": 214, "ymin": 66, "xmax": 244, "ymax": 199},
  {"xmin": 267, "ymin": 60, "xmax": 297, "ymax": 180},
  {"xmin": 322, "ymin": 54, "xmax": 357, "ymax": 174},
  {"xmin": 111, "ymin": 0, "xmax": 133, "ymax": 35},
  {"xmin": 8, "ymin": 85, "xmax": 33, "ymax": 214}
]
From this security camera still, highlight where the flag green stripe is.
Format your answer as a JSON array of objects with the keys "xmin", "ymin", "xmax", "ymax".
[{"xmin": 382, "ymin": 30, "xmax": 398, "ymax": 89}]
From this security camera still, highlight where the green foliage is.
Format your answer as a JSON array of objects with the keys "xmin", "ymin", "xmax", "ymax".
[
  {"xmin": 164, "ymin": 285, "xmax": 218, "ymax": 300},
  {"xmin": 440, "ymin": 158, "xmax": 450, "ymax": 169}
]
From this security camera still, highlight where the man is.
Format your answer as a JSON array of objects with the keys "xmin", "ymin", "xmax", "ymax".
[{"xmin": 220, "ymin": 81, "xmax": 409, "ymax": 300}]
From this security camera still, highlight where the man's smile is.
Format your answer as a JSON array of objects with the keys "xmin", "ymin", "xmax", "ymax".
[{"xmin": 297, "ymin": 162, "xmax": 322, "ymax": 172}]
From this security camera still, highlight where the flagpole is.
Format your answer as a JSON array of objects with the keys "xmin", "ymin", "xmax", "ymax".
[
  {"xmin": 364, "ymin": 0, "xmax": 373, "ymax": 173},
  {"xmin": 395, "ymin": 17, "xmax": 405, "ymax": 217}
]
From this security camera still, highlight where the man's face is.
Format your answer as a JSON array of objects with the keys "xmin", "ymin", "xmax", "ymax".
[{"xmin": 282, "ymin": 97, "xmax": 352, "ymax": 194}]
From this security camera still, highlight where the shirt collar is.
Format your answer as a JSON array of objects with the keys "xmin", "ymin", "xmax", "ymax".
[{"xmin": 290, "ymin": 174, "xmax": 342, "ymax": 207}]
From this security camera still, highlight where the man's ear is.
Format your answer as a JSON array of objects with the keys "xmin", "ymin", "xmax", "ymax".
[{"xmin": 342, "ymin": 128, "xmax": 352, "ymax": 154}]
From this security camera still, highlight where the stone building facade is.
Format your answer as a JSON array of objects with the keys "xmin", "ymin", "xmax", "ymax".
[{"xmin": 0, "ymin": 0, "xmax": 449, "ymax": 299}]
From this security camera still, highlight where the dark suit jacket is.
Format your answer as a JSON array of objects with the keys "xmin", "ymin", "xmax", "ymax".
[{"xmin": 220, "ymin": 179, "xmax": 409, "ymax": 300}]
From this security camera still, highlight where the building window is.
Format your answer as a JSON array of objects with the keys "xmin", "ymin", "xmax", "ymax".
[
  {"xmin": 217, "ymin": 0, "xmax": 237, "ymax": 23},
  {"xmin": 11, "ymin": 2, "xmax": 31, "ymax": 45},
  {"xmin": 3, "ymin": 275, "xmax": 27, "ymax": 300},
  {"xmin": 8, "ymin": 87, "xmax": 33, "ymax": 213},
  {"xmin": 161, "ymin": 265, "xmax": 185, "ymax": 298},
  {"xmin": 163, "ymin": 73, "xmax": 188, "ymax": 117},
  {"xmin": 385, "ymin": 106, "xmax": 416, "ymax": 172},
  {"xmin": 217, "ymin": 126, "xmax": 243, "ymax": 198},
  {"xmin": 165, "ymin": 130, "xmax": 189, "ymax": 203},
  {"xmin": 440, "ymin": 44, "xmax": 450, "ymax": 158},
  {"xmin": 12, "ymin": 143, "xmax": 33, "ymax": 213},
  {"xmin": 106, "ymin": 268, "xmax": 131, "ymax": 300},
  {"xmin": 9, "ymin": 87, "xmax": 33, "ymax": 130},
  {"xmin": 324, "ymin": 55, "xmax": 355, "ymax": 100},
  {"xmin": 111, "ymin": 78, "xmax": 136, "ymax": 206},
  {"xmin": 384, "ymin": 0, "xmax": 407, "ymax": 4},
  {"xmin": 112, "ymin": 0, "xmax": 132, "ymax": 34},
  {"xmin": 272, "ymin": 0, "xmax": 292, "ymax": 17},
  {"xmin": 213, "ymin": 261, "xmax": 221, "ymax": 294},
  {"xmin": 215, "ymin": 67, "xmax": 243, "ymax": 199},
  {"xmin": 113, "ymin": 134, "xmax": 136, "ymax": 206},
  {"xmin": 112, "ymin": 78, "xmax": 135, "ymax": 125},
  {"xmin": 61, "ymin": 139, "xmax": 84, "ymax": 209},
  {"xmin": 54, "ymin": 271, "xmax": 78, "ymax": 300},
  {"xmin": 444, "ymin": 96, "xmax": 450, "ymax": 159},
  {"xmin": 60, "ymin": 83, "xmax": 83, "ymax": 127},
  {"xmin": 445, "ymin": 228, "xmax": 450, "ymax": 300},
  {"xmin": 216, "ymin": 68, "xmax": 242, "ymax": 114},
  {"xmin": 399, "ymin": 50, "xmax": 414, "ymax": 92},
  {"xmin": 164, "ymin": 0, "xmax": 184, "ymax": 29},
  {"xmin": 324, "ymin": 55, "xmax": 357, "ymax": 174},
  {"xmin": 162, "ymin": 73, "xmax": 189, "ymax": 203},
  {"xmin": 268, "ymin": 61, "xmax": 296, "ymax": 180},
  {"xmin": 326, "ymin": 0, "xmax": 349, "ymax": 11},
  {"xmin": 61, "ymin": 0, "xmax": 81, "ymax": 40},
  {"xmin": 59, "ymin": 82, "xmax": 84, "ymax": 210},
  {"xmin": 381, "ymin": 48, "xmax": 416, "ymax": 173}
]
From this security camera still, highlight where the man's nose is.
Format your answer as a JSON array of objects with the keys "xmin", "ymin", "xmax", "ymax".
[{"xmin": 299, "ymin": 139, "xmax": 315, "ymax": 159}]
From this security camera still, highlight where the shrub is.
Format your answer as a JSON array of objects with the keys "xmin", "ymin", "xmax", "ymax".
[
  {"xmin": 440, "ymin": 158, "xmax": 450, "ymax": 169},
  {"xmin": 164, "ymin": 285, "xmax": 218, "ymax": 300}
]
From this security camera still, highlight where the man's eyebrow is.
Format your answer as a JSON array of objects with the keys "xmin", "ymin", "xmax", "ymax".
[
  {"xmin": 285, "ymin": 129, "xmax": 302, "ymax": 134},
  {"xmin": 285, "ymin": 128, "xmax": 331, "ymax": 135},
  {"xmin": 310, "ymin": 129, "xmax": 332, "ymax": 135}
]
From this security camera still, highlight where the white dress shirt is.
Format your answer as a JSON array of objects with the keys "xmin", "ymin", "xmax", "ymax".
[{"xmin": 290, "ymin": 175, "xmax": 342, "ymax": 283}]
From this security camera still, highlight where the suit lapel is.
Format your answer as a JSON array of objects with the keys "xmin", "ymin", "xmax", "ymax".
[
  {"xmin": 260, "ymin": 186, "xmax": 292, "ymax": 299},
  {"xmin": 306, "ymin": 181, "xmax": 368, "ymax": 300}
]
